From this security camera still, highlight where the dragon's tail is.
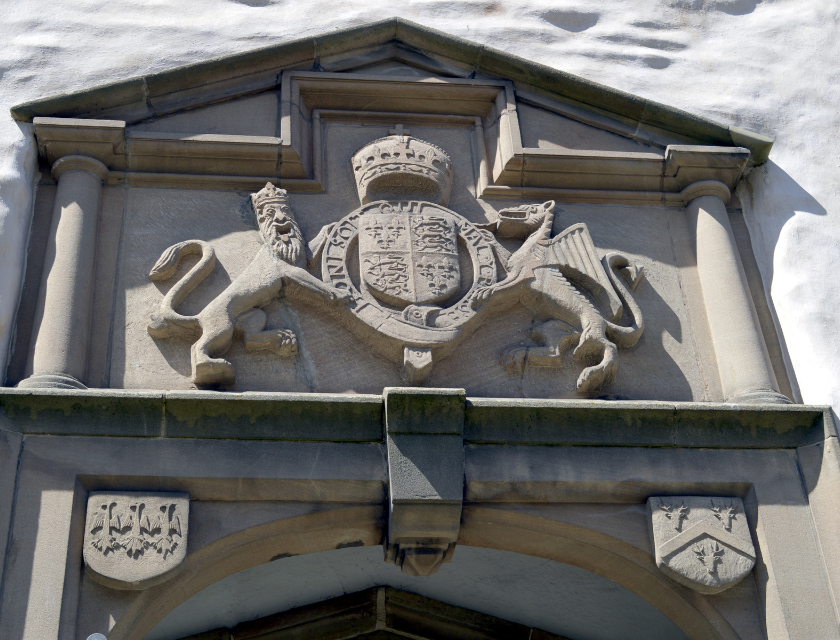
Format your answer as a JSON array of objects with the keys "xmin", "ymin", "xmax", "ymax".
[
  {"xmin": 603, "ymin": 252, "xmax": 645, "ymax": 348},
  {"xmin": 147, "ymin": 240, "xmax": 216, "ymax": 338}
]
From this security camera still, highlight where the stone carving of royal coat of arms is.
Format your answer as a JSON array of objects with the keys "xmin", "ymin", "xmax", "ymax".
[
  {"xmin": 146, "ymin": 128, "xmax": 645, "ymax": 391},
  {"xmin": 647, "ymin": 496, "xmax": 756, "ymax": 594}
]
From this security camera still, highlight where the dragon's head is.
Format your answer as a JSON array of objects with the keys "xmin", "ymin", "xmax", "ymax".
[{"xmin": 492, "ymin": 200, "xmax": 555, "ymax": 238}]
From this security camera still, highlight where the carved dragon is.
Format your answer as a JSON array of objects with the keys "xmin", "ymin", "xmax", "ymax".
[{"xmin": 474, "ymin": 200, "xmax": 645, "ymax": 393}]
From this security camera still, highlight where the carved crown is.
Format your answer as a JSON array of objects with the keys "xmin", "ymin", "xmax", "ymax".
[
  {"xmin": 352, "ymin": 134, "xmax": 454, "ymax": 206},
  {"xmin": 251, "ymin": 182, "xmax": 290, "ymax": 213}
]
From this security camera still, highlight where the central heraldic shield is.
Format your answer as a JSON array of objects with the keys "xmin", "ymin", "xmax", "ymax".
[{"xmin": 359, "ymin": 205, "xmax": 460, "ymax": 307}]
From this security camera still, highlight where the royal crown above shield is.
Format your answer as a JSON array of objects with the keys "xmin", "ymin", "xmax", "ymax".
[
  {"xmin": 147, "ymin": 127, "xmax": 646, "ymax": 389},
  {"xmin": 352, "ymin": 130, "xmax": 454, "ymax": 206},
  {"xmin": 351, "ymin": 133, "xmax": 461, "ymax": 309}
]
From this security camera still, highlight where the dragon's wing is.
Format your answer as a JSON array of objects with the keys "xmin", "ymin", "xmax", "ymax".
[{"xmin": 547, "ymin": 223, "xmax": 623, "ymax": 321}]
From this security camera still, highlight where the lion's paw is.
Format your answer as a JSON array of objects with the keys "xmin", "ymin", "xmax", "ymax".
[
  {"xmin": 270, "ymin": 329, "xmax": 298, "ymax": 357},
  {"xmin": 331, "ymin": 288, "xmax": 354, "ymax": 304},
  {"xmin": 194, "ymin": 358, "xmax": 235, "ymax": 387}
]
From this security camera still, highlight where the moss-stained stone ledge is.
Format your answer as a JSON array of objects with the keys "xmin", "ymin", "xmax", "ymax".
[
  {"xmin": 0, "ymin": 387, "xmax": 833, "ymax": 448},
  {"xmin": 0, "ymin": 388, "xmax": 384, "ymax": 441},
  {"xmin": 464, "ymin": 398, "xmax": 834, "ymax": 448}
]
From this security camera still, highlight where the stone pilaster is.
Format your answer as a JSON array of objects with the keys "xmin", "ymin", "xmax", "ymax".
[
  {"xmin": 686, "ymin": 183, "xmax": 790, "ymax": 404},
  {"xmin": 20, "ymin": 155, "xmax": 108, "ymax": 390}
]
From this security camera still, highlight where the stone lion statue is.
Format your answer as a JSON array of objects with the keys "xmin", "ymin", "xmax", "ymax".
[{"xmin": 147, "ymin": 183, "xmax": 349, "ymax": 387}]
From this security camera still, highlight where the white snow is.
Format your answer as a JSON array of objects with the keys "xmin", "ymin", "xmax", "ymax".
[{"xmin": 1, "ymin": 0, "xmax": 838, "ymax": 413}]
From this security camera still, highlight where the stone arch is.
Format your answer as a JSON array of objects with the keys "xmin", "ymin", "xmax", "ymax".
[
  {"xmin": 107, "ymin": 506, "xmax": 736, "ymax": 640},
  {"xmin": 458, "ymin": 507, "xmax": 738, "ymax": 640}
]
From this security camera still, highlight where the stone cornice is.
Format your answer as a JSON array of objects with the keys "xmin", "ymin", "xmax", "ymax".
[
  {"xmin": 0, "ymin": 387, "xmax": 831, "ymax": 449},
  {"xmin": 10, "ymin": 18, "xmax": 773, "ymax": 165},
  {"xmin": 31, "ymin": 112, "xmax": 750, "ymax": 205}
]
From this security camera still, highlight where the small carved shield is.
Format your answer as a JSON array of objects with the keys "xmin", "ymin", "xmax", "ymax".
[
  {"xmin": 359, "ymin": 204, "xmax": 460, "ymax": 306},
  {"xmin": 647, "ymin": 496, "xmax": 755, "ymax": 594},
  {"xmin": 83, "ymin": 491, "xmax": 189, "ymax": 590}
]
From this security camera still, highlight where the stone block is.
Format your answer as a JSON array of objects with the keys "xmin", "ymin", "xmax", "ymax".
[
  {"xmin": 164, "ymin": 391, "xmax": 383, "ymax": 441},
  {"xmin": 384, "ymin": 387, "xmax": 465, "ymax": 576},
  {"xmin": 0, "ymin": 388, "xmax": 165, "ymax": 436},
  {"xmin": 385, "ymin": 386, "xmax": 465, "ymax": 435}
]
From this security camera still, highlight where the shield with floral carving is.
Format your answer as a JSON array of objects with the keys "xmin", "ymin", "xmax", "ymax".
[{"xmin": 647, "ymin": 496, "xmax": 755, "ymax": 594}]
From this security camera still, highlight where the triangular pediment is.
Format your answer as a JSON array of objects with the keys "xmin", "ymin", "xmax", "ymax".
[
  {"xmin": 19, "ymin": 21, "xmax": 763, "ymax": 204},
  {"xmin": 8, "ymin": 18, "xmax": 794, "ymax": 402},
  {"xmin": 12, "ymin": 17, "xmax": 771, "ymax": 168}
]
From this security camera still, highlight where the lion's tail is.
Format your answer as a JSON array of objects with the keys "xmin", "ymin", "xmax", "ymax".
[
  {"xmin": 147, "ymin": 240, "xmax": 216, "ymax": 338},
  {"xmin": 603, "ymin": 252, "xmax": 645, "ymax": 348}
]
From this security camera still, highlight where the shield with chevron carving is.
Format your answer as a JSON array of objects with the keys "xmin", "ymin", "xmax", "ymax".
[{"xmin": 647, "ymin": 495, "xmax": 756, "ymax": 594}]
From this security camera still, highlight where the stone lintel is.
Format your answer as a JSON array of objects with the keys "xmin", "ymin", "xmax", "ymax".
[{"xmin": 0, "ymin": 388, "xmax": 832, "ymax": 449}]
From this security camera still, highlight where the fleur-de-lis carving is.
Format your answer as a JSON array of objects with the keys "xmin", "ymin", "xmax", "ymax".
[
  {"xmin": 711, "ymin": 500, "xmax": 738, "ymax": 531},
  {"xmin": 659, "ymin": 501, "xmax": 689, "ymax": 531},
  {"xmin": 693, "ymin": 541, "xmax": 725, "ymax": 574}
]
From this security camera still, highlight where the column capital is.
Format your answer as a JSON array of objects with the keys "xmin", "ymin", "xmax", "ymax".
[
  {"xmin": 51, "ymin": 155, "xmax": 109, "ymax": 181},
  {"xmin": 680, "ymin": 180, "xmax": 732, "ymax": 206}
]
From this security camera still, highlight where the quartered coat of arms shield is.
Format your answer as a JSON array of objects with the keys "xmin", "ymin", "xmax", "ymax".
[
  {"xmin": 647, "ymin": 496, "xmax": 756, "ymax": 594},
  {"xmin": 358, "ymin": 205, "xmax": 460, "ymax": 307}
]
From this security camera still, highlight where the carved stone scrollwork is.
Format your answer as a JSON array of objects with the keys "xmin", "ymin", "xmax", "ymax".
[
  {"xmin": 83, "ymin": 492, "xmax": 189, "ymax": 590},
  {"xmin": 647, "ymin": 495, "xmax": 756, "ymax": 594}
]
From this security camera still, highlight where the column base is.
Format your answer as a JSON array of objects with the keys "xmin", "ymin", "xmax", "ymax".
[
  {"xmin": 726, "ymin": 388, "xmax": 792, "ymax": 405},
  {"xmin": 17, "ymin": 372, "xmax": 87, "ymax": 390}
]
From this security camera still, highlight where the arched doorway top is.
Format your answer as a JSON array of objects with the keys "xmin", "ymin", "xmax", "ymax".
[{"xmin": 107, "ymin": 506, "xmax": 736, "ymax": 640}]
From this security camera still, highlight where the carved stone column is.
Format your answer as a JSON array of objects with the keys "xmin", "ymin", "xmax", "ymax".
[
  {"xmin": 19, "ymin": 155, "xmax": 108, "ymax": 390},
  {"xmin": 686, "ymin": 182, "xmax": 790, "ymax": 404}
]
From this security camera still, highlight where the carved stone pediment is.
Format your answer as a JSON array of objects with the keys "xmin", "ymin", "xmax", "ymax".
[{"xmin": 9, "ymin": 19, "xmax": 790, "ymax": 404}]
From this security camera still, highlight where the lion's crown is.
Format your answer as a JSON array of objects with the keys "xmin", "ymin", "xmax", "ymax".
[{"xmin": 251, "ymin": 182, "xmax": 290, "ymax": 213}]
